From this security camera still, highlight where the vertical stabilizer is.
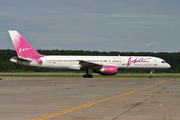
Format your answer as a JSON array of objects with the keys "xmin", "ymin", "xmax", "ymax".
[{"xmin": 8, "ymin": 30, "xmax": 43, "ymax": 58}]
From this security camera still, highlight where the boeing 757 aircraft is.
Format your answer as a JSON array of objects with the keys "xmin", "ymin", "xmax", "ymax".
[{"xmin": 8, "ymin": 30, "xmax": 171, "ymax": 78}]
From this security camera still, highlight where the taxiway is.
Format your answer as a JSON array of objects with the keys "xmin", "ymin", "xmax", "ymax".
[{"xmin": 0, "ymin": 77, "xmax": 179, "ymax": 120}]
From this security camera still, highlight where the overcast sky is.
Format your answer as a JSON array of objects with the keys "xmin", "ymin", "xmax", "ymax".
[{"xmin": 1, "ymin": 0, "xmax": 180, "ymax": 52}]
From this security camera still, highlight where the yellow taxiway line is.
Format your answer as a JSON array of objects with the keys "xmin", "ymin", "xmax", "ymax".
[{"xmin": 31, "ymin": 80, "xmax": 167, "ymax": 120}]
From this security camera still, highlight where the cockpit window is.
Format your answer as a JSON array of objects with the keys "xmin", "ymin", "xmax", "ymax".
[{"xmin": 161, "ymin": 61, "xmax": 166, "ymax": 63}]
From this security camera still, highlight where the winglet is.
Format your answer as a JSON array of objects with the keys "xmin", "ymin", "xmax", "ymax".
[{"xmin": 8, "ymin": 30, "xmax": 43, "ymax": 58}]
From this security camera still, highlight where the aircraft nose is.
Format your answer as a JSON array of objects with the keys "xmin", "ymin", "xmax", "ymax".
[{"xmin": 167, "ymin": 63, "xmax": 171, "ymax": 68}]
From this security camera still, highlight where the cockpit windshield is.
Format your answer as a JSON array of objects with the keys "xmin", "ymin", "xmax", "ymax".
[{"xmin": 161, "ymin": 61, "xmax": 166, "ymax": 63}]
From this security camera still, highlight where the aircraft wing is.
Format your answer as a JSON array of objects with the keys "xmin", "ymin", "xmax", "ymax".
[{"xmin": 78, "ymin": 60, "xmax": 103, "ymax": 69}]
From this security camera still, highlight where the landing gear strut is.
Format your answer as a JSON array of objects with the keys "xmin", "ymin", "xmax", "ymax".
[
  {"xmin": 149, "ymin": 70, "xmax": 155, "ymax": 78},
  {"xmin": 83, "ymin": 68, "xmax": 93, "ymax": 78}
]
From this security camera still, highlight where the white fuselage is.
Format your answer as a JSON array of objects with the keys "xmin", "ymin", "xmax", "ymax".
[
  {"xmin": 8, "ymin": 30, "xmax": 171, "ymax": 77},
  {"xmin": 29, "ymin": 55, "xmax": 170, "ymax": 70}
]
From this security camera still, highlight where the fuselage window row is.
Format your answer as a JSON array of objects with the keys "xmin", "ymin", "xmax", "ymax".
[
  {"xmin": 46, "ymin": 60, "xmax": 151, "ymax": 63},
  {"xmin": 46, "ymin": 60, "xmax": 122, "ymax": 63}
]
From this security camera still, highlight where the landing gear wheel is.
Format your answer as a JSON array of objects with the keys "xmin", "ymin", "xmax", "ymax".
[
  {"xmin": 89, "ymin": 74, "xmax": 93, "ymax": 78},
  {"xmin": 83, "ymin": 74, "xmax": 93, "ymax": 78},
  {"xmin": 83, "ymin": 75, "xmax": 87, "ymax": 78}
]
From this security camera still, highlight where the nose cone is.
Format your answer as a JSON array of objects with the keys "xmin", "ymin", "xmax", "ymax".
[{"xmin": 167, "ymin": 63, "xmax": 171, "ymax": 69}]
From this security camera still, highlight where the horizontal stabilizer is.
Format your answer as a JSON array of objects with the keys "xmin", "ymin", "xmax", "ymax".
[{"xmin": 10, "ymin": 57, "xmax": 32, "ymax": 66}]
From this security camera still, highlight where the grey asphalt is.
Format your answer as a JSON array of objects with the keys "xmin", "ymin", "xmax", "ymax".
[{"xmin": 0, "ymin": 77, "xmax": 179, "ymax": 120}]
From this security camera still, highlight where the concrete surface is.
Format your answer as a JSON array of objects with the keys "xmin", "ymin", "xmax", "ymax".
[{"xmin": 0, "ymin": 77, "xmax": 179, "ymax": 120}]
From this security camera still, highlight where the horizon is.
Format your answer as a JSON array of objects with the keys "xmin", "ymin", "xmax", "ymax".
[{"xmin": 0, "ymin": 49, "xmax": 177, "ymax": 54}]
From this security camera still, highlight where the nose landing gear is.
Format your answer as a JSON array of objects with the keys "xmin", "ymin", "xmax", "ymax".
[{"xmin": 149, "ymin": 70, "xmax": 155, "ymax": 78}]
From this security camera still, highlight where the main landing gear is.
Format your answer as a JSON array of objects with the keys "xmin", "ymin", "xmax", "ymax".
[
  {"xmin": 149, "ymin": 70, "xmax": 155, "ymax": 78},
  {"xmin": 83, "ymin": 68, "xmax": 93, "ymax": 78},
  {"xmin": 83, "ymin": 74, "xmax": 93, "ymax": 78}
]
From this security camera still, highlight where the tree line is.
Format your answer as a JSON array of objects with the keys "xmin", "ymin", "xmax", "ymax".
[{"xmin": 0, "ymin": 49, "xmax": 180, "ymax": 73}]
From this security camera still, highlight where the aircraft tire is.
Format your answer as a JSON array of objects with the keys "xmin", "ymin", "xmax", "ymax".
[
  {"xmin": 149, "ymin": 76, "xmax": 152, "ymax": 79},
  {"xmin": 89, "ymin": 74, "xmax": 93, "ymax": 78},
  {"xmin": 83, "ymin": 74, "xmax": 93, "ymax": 78}
]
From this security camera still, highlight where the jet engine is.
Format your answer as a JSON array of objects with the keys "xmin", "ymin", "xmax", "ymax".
[{"xmin": 98, "ymin": 66, "xmax": 117, "ymax": 75}]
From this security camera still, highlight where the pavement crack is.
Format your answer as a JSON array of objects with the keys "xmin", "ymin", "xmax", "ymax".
[{"xmin": 112, "ymin": 83, "xmax": 170, "ymax": 120}]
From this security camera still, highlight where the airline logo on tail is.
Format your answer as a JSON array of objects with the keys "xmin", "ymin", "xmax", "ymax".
[
  {"xmin": 19, "ymin": 47, "xmax": 32, "ymax": 54},
  {"xmin": 8, "ymin": 30, "xmax": 44, "ymax": 58}
]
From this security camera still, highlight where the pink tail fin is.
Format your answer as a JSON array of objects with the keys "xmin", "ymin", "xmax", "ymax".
[{"xmin": 8, "ymin": 30, "xmax": 43, "ymax": 58}]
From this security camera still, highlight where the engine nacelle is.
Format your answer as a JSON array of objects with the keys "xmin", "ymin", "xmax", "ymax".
[{"xmin": 99, "ymin": 66, "xmax": 117, "ymax": 75}]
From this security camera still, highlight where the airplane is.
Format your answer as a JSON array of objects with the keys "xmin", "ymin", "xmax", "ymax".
[{"xmin": 8, "ymin": 30, "xmax": 171, "ymax": 78}]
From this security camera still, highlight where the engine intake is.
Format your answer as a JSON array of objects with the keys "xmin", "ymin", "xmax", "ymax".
[{"xmin": 99, "ymin": 66, "xmax": 117, "ymax": 75}]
